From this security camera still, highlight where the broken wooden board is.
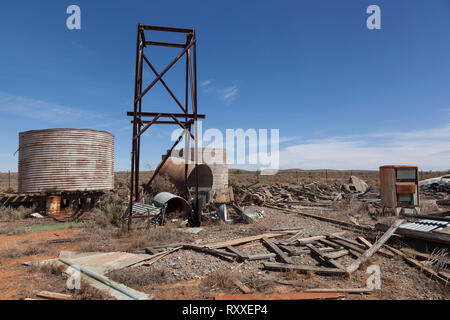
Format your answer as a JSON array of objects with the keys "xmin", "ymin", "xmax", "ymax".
[
  {"xmin": 204, "ymin": 231, "xmax": 301, "ymax": 249},
  {"xmin": 226, "ymin": 246, "xmax": 249, "ymax": 260},
  {"xmin": 231, "ymin": 278, "xmax": 252, "ymax": 294},
  {"xmin": 215, "ymin": 291, "xmax": 345, "ymax": 300},
  {"xmin": 297, "ymin": 232, "xmax": 346, "ymax": 245},
  {"xmin": 384, "ymin": 244, "xmax": 449, "ymax": 284},
  {"xmin": 346, "ymin": 219, "xmax": 404, "ymax": 274},
  {"xmin": 357, "ymin": 236, "xmax": 394, "ymax": 258},
  {"xmin": 323, "ymin": 249, "xmax": 349, "ymax": 260},
  {"xmin": 306, "ymin": 244, "xmax": 346, "ymax": 271},
  {"xmin": 261, "ymin": 237, "xmax": 292, "ymax": 264},
  {"xmin": 37, "ymin": 291, "xmax": 72, "ymax": 300},
  {"xmin": 263, "ymin": 262, "xmax": 346, "ymax": 275},
  {"xmin": 182, "ymin": 244, "xmax": 236, "ymax": 262}
]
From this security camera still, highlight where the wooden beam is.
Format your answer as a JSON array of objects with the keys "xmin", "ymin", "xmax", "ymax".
[
  {"xmin": 384, "ymin": 244, "xmax": 449, "ymax": 284},
  {"xmin": 357, "ymin": 236, "xmax": 394, "ymax": 258},
  {"xmin": 263, "ymin": 262, "xmax": 346, "ymax": 275},
  {"xmin": 306, "ymin": 244, "xmax": 346, "ymax": 271},
  {"xmin": 261, "ymin": 237, "xmax": 292, "ymax": 264},
  {"xmin": 215, "ymin": 291, "xmax": 345, "ymax": 300},
  {"xmin": 226, "ymin": 246, "xmax": 248, "ymax": 260},
  {"xmin": 205, "ymin": 231, "xmax": 301, "ymax": 249},
  {"xmin": 346, "ymin": 220, "xmax": 403, "ymax": 274},
  {"xmin": 37, "ymin": 291, "xmax": 72, "ymax": 300}
]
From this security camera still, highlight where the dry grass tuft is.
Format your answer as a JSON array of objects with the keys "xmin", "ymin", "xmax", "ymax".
[
  {"xmin": 73, "ymin": 283, "xmax": 106, "ymax": 300},
  {"xmin": 148, "ymin": 174, "xmax": 180, "ymax": 197},
  {"xmin": 0, "ymin": 205, "xmax": 32, "ymax": 221},
  {"xmin": 200, "ymin": 271, "xmax": 236, "ymax": 292},
  {"xmin": 108, "ymin": 268, "xmax": 169, "ymax": 288}
]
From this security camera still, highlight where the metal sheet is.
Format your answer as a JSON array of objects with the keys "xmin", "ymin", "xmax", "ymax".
[
  {"xmin": 59, "ymin": 251, "xmax": 152, "ymax": 275},
  {"xmin": 399, "ymin": 219, "xmax": 449, "ymax": 233},
  {"xmin": 18, "ymin": 129, "xmax": 114, "ymax": 193}
]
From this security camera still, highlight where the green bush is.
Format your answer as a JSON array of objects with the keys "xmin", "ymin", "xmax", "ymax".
[
  {"xmin": 93, "ymin": 193, "xmax": 125, "ymax": 227},
  {"xmin": 0, "ymin": 205, "xmax": 30, "ymax": 221}
]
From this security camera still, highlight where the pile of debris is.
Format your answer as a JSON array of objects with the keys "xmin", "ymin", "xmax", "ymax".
[
  {"xmin": 420, "ymin": 176, "xmax": 450, "ymax": 197},
  {"xmin": 232, "ymin": 176, "xmax": 376, "ymax": 209}
]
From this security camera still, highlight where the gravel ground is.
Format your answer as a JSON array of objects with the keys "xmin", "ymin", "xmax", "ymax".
[{"xmin": 107, "ymin": 204, "xmax": 450, "ymax": 300}]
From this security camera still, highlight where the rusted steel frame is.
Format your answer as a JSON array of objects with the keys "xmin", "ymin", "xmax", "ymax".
[
  {"xmin": 126, "ymin": 112, "xmax": 205, "ymax": 119},
  {"xmin": 141, "ymin": 25, "xmax": 194, "ymax": 33},
  {"xmin": 135, "ymin": 34, "xmax": 145, "ymax": 203},
  {"xmin": 193, "ymin": 36, "xmax": 199, "ymax": 226},
  {"xmin": 134, "ymin": 40, "xmax": 196, "ymax": 104},
  {"xmin": 188, "ymin": 44, "xmax": 200, "ymax": 226},
  {"xmin": 134, "ymin": 113, "xmax": 162, "ymax": 140},
  {"xmin": 169, "ymin": 114, "xmax": 194, "ymax": 139},
  {"xmin": 139, "ymin": 27, "xmax": 146, "ymax": 47},
  {"xmin": 132, "ymin": 120, "xmax": 194, "ymax": 125},
  {"xmin": 128, "ymin": 25, "xmax": 143, "ymax": 230},
  {"xmin": 145, "ymin": 41, "xmax": 185, "ymax": 48},
  {"xmin": 145, "ymin": 131, "xmax": 184, "ymax": 190},
  {"xmin": 142, "ymin": 54, "xmax": 186, "ymax": 113},
  {"xmin": 184, "ymin": 34, "xmax": 190, "ymax": 200}
]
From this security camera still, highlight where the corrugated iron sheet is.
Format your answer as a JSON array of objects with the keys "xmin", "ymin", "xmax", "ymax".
[
  {"xmin": 18, "ymin": 129, "xmax": 114, "ymax": 193},
  {"xmin": 399, "ymin": 219, "xmax": 449, "ymax": 232}
]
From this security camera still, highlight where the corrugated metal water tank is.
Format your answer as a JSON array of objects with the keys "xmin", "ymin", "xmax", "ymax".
[{"xmin": 18, "ymin": 129, "xmax": 114, "ymax": 194}]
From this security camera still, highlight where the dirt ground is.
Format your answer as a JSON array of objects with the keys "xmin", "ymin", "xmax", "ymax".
[{"xmin": 0, "ymin": 170, "xmax": 449, "ymax": 300}]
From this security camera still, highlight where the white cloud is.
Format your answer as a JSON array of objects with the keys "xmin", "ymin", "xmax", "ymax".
[
  {"xmin": 0, "ymin": 92, "xmax": 104, "ymax": 123},
  {"xmin": 200, "ymin": 79, "xmax": 213, "ymax": 87},
  {"xmin": 219, "ymin": 85, "xmax": 238, "ymax": 104},
  {"xmin": 279, "ymin": 124, "xmax": 450, "ymax": 170}
]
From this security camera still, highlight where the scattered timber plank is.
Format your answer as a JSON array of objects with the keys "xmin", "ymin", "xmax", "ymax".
[
  {"xmin": 297, "ymin": 232, "xmax": 346, "ymax": 245},
  {"xmin": 357, "ymin": 236, "xmax": 394, "ymax": 258},
  {"xmin": 247, "ymin": 253, "xmax": 277, "ymax": 261},
  {"xmin": 384, "ymin": 244, "xmax": 449, "ymax": 284},
  {"xmin": 400, "ymin": 248, "xmax": 450, "ymax": 267},
  {"xmin": 134, "ymin": 247, "xmax": 182, "ymax": 268},
  {"xmin": 231, "ymin": 278, "xmax": 252, "ymax": 294},
  {"xmin": 285, "ymin": 231, "xmax": 305, "ymax": 243},
  {"xmin": 226, "ymin": 246, "xmax": 248, "ymax": 260},
  {"xmin": 215, "ymin": 291, "xmax": 345, "ymax": 300},
  {"xmin": 306, "ymin": 244, "xmax": 346, "ymax": 271},
  {"xmin": 376, "ymin": 223, "xmax": 450, "ymax": 246},
  {"xmin": 318, "ymin": 238, "xmax": 343, "ymax": 249},
  {"xmin": 303, "ymin": 288, "xmax": 373, "ymax": 294},
  {"xmin": 37, "ymin": 291, "xmax": 72, "ymax": 300},
  {"xmin": 263, "ymin": 262, "xmax": 346, "ymax": 275},
  {"xmin": 331, "ymin": 235, "xmax": 367, "ymax": 249},
  {"xmin": 205, "ymin": 231, "xmax": 300, "ymax": 249},
  {"xmin": 346, "ymin": 219, "xmax": 404, "ymax": 274},
  {"xmin": 323, "ymin": 249, "xmax": 349, "ymax": 260},
  {"xmin": 326, "ymin": 238, "xmax": 365, "ymax": 254},
  {"xmin": 182, "ymin": 244, "xmax": 236, "ymax": 262},
  {"xmin": 261, "ymin": 237, "xmax": 292, "ymax": 264}
]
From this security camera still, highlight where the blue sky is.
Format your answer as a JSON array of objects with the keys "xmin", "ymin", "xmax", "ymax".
[{"xmin": 1, "ymin": 0, "xmax": 450, "ymax": 172}]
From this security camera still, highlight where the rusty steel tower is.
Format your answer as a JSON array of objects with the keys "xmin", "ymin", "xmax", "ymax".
[{"xmin": 126, "ymin": 25, "xmax": 205, "ymax": 229}]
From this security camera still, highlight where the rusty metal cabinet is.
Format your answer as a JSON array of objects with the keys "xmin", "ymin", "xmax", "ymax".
[{"xmin": 379, "ymin": 165, "xmax": 420, "ymax": 215}]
